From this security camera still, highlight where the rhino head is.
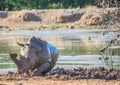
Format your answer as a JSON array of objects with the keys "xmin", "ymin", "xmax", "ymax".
[
  {"xmin": 9, "ymin": 52, "xmax": 30, "ymax": 73},
  {"xmin": 10, "ymin": 36, "xmax": 42, "ymax": 73}
]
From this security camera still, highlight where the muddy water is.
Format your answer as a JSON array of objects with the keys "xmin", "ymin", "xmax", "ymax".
[{"xmin": 0, "ymin": 29, "xmax": 120, "ymax": 73}]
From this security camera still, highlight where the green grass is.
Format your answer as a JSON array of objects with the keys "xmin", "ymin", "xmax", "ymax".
[
  {"xmin": 0, "ymin": 64, "xmax": 16, "ymax": 69},
  {"xmin": 57, "ymin": 63, "xmax": 90, "ymax": 66}
]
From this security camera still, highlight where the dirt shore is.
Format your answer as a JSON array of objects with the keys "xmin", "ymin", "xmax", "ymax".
[
  {"xmin": 0, "ymin": 76, "xmax": 120, "ymax": 85},
  {"xmin": 0, "ymin": 67, "xmax": 120, "ymax": 85}
]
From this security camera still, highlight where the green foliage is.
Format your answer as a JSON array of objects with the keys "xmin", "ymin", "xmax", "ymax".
[{"xmin": 0, "ymin": 0, "xmax": 95, "ymax": 11}]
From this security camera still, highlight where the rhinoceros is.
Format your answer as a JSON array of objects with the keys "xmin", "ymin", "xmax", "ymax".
[{"xmin": 9, "ymin": 36, "xmax": 59, "ymax": 76}]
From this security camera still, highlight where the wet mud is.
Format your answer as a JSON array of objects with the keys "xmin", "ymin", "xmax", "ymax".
[
  {"xmin": 48, "ymin": 67, "xmax": 120, "ymax": 80},
  {"xmin": 1, "ymin": 67, "xmax": 120, "ymax": 81}
]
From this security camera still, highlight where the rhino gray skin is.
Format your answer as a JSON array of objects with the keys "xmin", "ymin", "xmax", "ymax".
[{"xmin": 10, "ymin": 36, "xmax": 59, "ymax": 76}]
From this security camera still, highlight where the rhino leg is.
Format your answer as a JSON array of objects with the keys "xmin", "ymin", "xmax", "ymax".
[{"xmin": 31, "ymin": 62, "xmax": 50, "ymax": 76}]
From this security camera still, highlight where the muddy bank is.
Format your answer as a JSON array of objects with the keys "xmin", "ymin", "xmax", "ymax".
[
  {"xmin": 0, "ymin": 8, "xmax": 120, "ymax": 30},
  {"xmin": 48, "ymin": 67, "xmax": 120, "ymax": 80},
  {"xmin": 0, "ymin": 67, "xmax": 120, "ymax": 85},
  {"xmin": 1, "ymin": 67, "xmax": 120, "ymax": 80}
]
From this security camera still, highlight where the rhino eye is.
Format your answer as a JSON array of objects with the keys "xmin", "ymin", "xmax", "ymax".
[
  {"xmin": 26, "ymin": 44, "xmax": 33, "ymax": 48},
  {"xmin": 27, "ymin": 58, "xmax": 30, "ymax": 61},
  {"xmin": 35, "ymin": 51, "xmax": 39, "ymax": 56}
]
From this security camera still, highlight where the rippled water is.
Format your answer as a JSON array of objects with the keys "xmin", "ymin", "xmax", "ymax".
[{"xmin": 0, "ymin": 29, "xmax": 120, "ymax": 73}]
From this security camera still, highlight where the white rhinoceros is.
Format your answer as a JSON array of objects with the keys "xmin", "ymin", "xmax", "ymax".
[{"xmin": 9, "ymin": 36, "xmax": 59, "ymax": 76}]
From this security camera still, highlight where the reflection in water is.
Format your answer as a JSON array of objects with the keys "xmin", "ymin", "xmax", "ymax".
[{"xmin": 0, "ymin": 30, "xmax": 120, "ymax": 71}]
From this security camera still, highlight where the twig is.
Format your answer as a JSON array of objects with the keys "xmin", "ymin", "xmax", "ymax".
[{"xmin": 100, "ymin": 34, "xmax": 120, "ymax": 53}]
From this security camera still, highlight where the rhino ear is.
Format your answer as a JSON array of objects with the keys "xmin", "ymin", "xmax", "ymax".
[
  {"xmin": 29, "ymin": 36, "xmax": 37, "ymax": 43},
  {"xmin": 17, "ymin": 42, "xmax": 25, "ymax": 47}
]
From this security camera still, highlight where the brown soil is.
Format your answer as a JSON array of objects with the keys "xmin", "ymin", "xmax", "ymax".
[
  {"xmin": 0, "ymin": 8, "xmax": 119, "ymax": 30},
  {"xmin": 1, "ymin": 76, "xmax": 120, "ymax": 85},
  {"xmin": 0, "ymin": 67, "xmax": 120, "ymax": 85}
]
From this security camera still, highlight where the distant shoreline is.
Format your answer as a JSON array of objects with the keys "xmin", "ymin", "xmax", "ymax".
[{"xmin": 0, "ymin": 8, "xmax": 119, "ymax": 31}]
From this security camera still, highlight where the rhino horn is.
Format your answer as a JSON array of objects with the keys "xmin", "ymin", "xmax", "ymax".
[
  {"xmin": 9, "ymin": 52, "xmax": 22, "ymax": 66},
  {"xmin": 17, "ymin": 42, "xmax": 24, "ymax": 47}
]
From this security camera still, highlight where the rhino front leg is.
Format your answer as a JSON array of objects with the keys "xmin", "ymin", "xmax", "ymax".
[{"xmin": 31, "ymin": 62, "xmax": 50, "ymax": 76}]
